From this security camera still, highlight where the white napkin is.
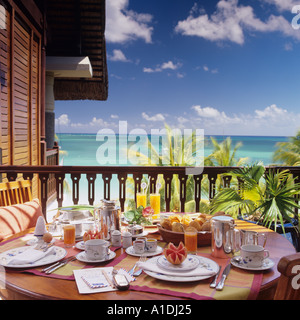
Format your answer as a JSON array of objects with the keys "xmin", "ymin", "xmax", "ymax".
[
  {"xmin": 137, "ymin": 260, "xmax": 216, "ymax": 277},
  {"xmin": 8, "ymin": 246, "xmax": 56, "ymax": 265},
  {"xmin": 34, "ymin": 216, "xmax": 47, "ymax": 236}
]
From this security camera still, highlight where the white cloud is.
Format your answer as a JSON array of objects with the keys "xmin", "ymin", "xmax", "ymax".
[
  {"xmin": 105, "ymin": 0, "xmax": 153, "ymax": 44},
  {"xmin": 262, "ymin": 0, "xmax": 299, "ymax": 12},
  {"xmin": 192, "ymin": 105, "xmax": 227, "ymax": 119},
  {"xmin": 108, "ymin": 49, "xmax": 130, "ymax": 62},
  {"xmin": 255, "ymin": 104, "xmax": 288, "ymax": 119},
  {"xmin": 175, "ymin": 0, "xmax": 300, "ymax": 45},
  {"xmin": 55, "ymin": 114, "xmax": 70, "ymax": 126},
  {"xmin": 143, "ymin": 60, "xmax": 182, "ymax": 73},
  {"xmin": 142, "ymin": 112, "xmax": 165, "ymax": 121}
]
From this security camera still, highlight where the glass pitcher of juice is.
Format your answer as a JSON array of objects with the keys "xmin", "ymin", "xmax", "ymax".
[
  {"xmin": 150, "ymin": 193, "xmax": 160, "ymax": 220},
  {"xmin": 136, "ymin": 193, "xmax": 147, "ymax": 208}
]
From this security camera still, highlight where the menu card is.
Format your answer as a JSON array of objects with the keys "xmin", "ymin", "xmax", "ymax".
[{"xmin": 73, "ymin": 267, "xmax": 117, "ymax": 294}]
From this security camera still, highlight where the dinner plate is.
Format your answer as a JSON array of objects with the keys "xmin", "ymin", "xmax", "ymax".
[
  {"xmin": 0, "ymin": 246, "xmax": 67, "ymax": 268},
  {"xmin": 125, "ymin": 245, "xmax": 163, "ymax": 257},
  {"xmin": 76, "ymin": 250, "xmax": 116, "ymax": 263},
  {"xmin": 143, "ymin": 255, "xmax": 219, "ymax": 282},
  {"xmin": 231, "ymin": 256, "xmax": 275, "ymax": 271},
  {"xmin": 157, "ymin": 254, "xmax": 200, "ymax": 272}
]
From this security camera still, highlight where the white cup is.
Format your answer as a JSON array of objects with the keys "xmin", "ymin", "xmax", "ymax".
[
  {"xmin": 240, "ymin": 244, "xmax": 269, "ymax": 268},
  {"xmin": 133, "ymin": 239, "xmax": 145, "ymax": 254},
  {"xmin": 85, "ymin": 239, "xmax": 109, "ymax": 260},
  {"xmin": 146, "ymin": 239, "xmax": 157, "ymax": 252}
]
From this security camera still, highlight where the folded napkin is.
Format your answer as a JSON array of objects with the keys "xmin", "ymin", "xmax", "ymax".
[
  {"xmin": 137, "ymin": 260, "xmax": 216, "ymax": 277},
  {"xmin": 8, "ymin": 246, "xmax": 56, "ymax": 265}
]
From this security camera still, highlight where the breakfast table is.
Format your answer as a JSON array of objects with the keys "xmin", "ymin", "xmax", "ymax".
[{"xmin": 0, "ymin": 219, "xmax": 296, "ymax": 301}]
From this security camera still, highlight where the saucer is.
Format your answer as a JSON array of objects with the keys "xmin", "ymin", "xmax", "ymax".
[
  {"xmin": 231, "ymin": 256, "xmax": 275, "ymax": 271},
  {"xmin": 75, "ymin": 241, "xmax": 85, "ymax": 250},
  {"xmin": 125, "ymin": 245, "xmax": 163, "ymax": 257},
  {"xmin": 76, "ymin": 250, "xmax": 116, "ymax": 263}
]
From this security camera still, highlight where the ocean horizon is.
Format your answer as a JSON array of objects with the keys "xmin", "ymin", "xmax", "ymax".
[
  {"xmin": 56, "ymin": 133, "xmax": 289, "ymax": 167},
  {"xmin": 46, "ymin": 133, "xmax": 289, "ymax": 217}
]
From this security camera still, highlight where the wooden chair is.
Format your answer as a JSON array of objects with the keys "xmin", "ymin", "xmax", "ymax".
[
  {"xmin": 0, "ymin": 180, "xmax": 33, "ymax": 206},
  {"xmin": 274, "ymin": 253, "xmax": 300, "ymax": 300}
]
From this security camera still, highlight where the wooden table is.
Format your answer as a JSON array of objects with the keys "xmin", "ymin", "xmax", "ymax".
[{"xmin": 0, "ymin": 220, "xmax": 296, "ymax": 300}]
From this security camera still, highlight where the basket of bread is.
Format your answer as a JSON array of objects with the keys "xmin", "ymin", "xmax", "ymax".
[{"xmin": 158, "ymin": 213, "xmax": 213, "ymax": 246}]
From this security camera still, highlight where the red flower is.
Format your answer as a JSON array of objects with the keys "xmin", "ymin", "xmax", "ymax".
[{"xmin": 142, "ymin": 206, "xmax": 154, "ymax": 217}]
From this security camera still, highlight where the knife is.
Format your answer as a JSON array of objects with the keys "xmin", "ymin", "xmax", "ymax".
[
  {"xmin": 216, "ymin": 264, "xmax": 231, "ymax": 291},
  {"xmin": 45, "ymin": 257, "xmax": 76, "ymax": 274},
  {"xmin": 210, "ymin": 265, "xmax": 221, "ymax": 288}
]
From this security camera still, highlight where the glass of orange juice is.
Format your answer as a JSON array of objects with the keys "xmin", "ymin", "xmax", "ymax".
[
  {"xmin": 184, "ymin": 227, "xmax": 197, "ymax": 254},
  {"xmin": 136, "ymin": 193, "xmax": 147, "ymax": 208},
  {"xmin": 63, "ymin": 224, "xmax": 76, "ymax": 247},
  {"xmin": 150, "ymin": 193, "xmax": 160, "ymax": 220}
]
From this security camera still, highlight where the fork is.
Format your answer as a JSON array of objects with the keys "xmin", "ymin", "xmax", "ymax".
[{"xmin": 133, "ymin": 254, "xmax": 147, "ymax": 276}]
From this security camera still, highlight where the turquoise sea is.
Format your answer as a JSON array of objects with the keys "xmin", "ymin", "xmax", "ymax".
[
  {"xmin": 47, "ymin": 133, "xmax": 289, "ymax": 216},
  {"xmin": 56, "ymin": 133, "xmax": 289, "ymax": 166}
]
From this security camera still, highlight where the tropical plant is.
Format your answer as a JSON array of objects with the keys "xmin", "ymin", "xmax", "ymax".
[
  {"xmin": 273, "ymin": 130, "xmax": 300, "ymax": 166},
  {"xmin": 205, "ymin": 136, "xmax": 249, "ymax": 167},
  {"xmin": 126, "ymin": 123, "xmax": 205, "ymax": 212},
  {"xmin": 210, "ymin": 164, "xmax": 300, "ymax": 233}
]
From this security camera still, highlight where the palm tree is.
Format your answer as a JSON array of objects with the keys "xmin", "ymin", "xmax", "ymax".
[
  {"xmin": 126, "ymin": 124, "xmax": 204, "ymax": 212},
  {"xmin": 273, "ymin": 130, "xmax": 300, "ymax": 166},
  {"xmin": 210, "ymin": 164, "xmax": 300, "ymax": 233},
  {"xmin": 205, "ymin": 137, "xmax": 249, "ymax": 167}
]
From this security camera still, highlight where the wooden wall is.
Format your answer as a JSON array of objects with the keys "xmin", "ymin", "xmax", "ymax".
[{"xmin": 0, "ymin": 1, "xmax": 42, "ymax": 197}]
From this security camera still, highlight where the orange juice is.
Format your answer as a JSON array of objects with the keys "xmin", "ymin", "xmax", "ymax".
[
  {"xmin": 136, "ymin": 193, "xmax": 147, "ymax": 208},
  {"xmin": 184, "ymin": 228, "xmax": 197, "ymax": 254},
  {"xmin": 63, "ymin": 224, "xmax": 76, "ymax": 247},
  {"xmin": 150, "ymin": 193, "xmax": 160, "ymax": 219}
]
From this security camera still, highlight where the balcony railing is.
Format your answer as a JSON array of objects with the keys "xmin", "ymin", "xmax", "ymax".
[{"xmin": 0, "ymin": 165, "xmax": 300, "ymax": 221}]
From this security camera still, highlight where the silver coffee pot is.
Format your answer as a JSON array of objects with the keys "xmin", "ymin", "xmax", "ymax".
[
  {"xmin": 211, "ymin": 216, "xmax": 240, "ymax": 259},
  {"xmin": 95, "ymin": 200, "xmax": 121, "ymax": 241}
]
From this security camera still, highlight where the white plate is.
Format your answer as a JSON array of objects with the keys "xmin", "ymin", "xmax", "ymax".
[
  {"xmin": 143, "ymin": 255, "xmax": 219, "ymax": 282},
  {"xmin": 76, "ymin": 250, "xmax": 116, "ymax": 263},
  {"xmin": 231, "ymin": 256, "xmax": 275, "ymax": 271},
  {"xmin": 157, "ymin": 254, "xmax": 200, "ymax": 272},
  {"xmin": 0, "ymin": 246, "xmax": 67, "ymax": 269},
  {"xmin": 125, "ymin": 245, "xmax": 163, "ymax": 257}
]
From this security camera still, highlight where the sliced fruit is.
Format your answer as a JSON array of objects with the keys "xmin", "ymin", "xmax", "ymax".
[{"xmin": 163, "ymin": 241, "xmax": 188, "ymax": 265}]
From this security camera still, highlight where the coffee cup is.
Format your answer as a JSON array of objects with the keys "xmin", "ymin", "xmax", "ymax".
[
  {"xmin": 240, "ymin": 244, "xmax": 269, "ymax": 268},
  {"xmin": 133, "ymin": 239, "xmax": 145, "ymax": 254},
  {"xmin": 85, "ymin": 239, "xmax": 109, "ymax": 261},
  {"xmin": 146, "ymin": 238, "xmax": 157, "ymax": 252}
]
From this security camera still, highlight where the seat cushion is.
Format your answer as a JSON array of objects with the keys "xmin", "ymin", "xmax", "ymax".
[{"xmin": 0, "ymin": 199, "xmax": 43, "ymax": 242}]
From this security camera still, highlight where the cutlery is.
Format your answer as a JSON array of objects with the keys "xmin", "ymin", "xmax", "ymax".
[
  {"xmin": 128, "ymin": 263, "xmax": 138, "ymax": 276},
  {"xmin": 43, "ymin": 256, "xmax": 76, "ymax": 274},
  {"xmin": 133, "ymin": 254, "xmax": 147, "ymax": 276},
  {"xmin": 209, "ymin": 265, "xmax": 221, "ymax": 288},
  {"xmin": 216, "ymin": 264, "xmax": 231, "ymax": 291}
]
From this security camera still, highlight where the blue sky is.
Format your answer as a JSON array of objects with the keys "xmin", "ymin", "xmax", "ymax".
[{"xmin": 55, "ymin": 0, "xmax": 300, "ymax": 136}]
